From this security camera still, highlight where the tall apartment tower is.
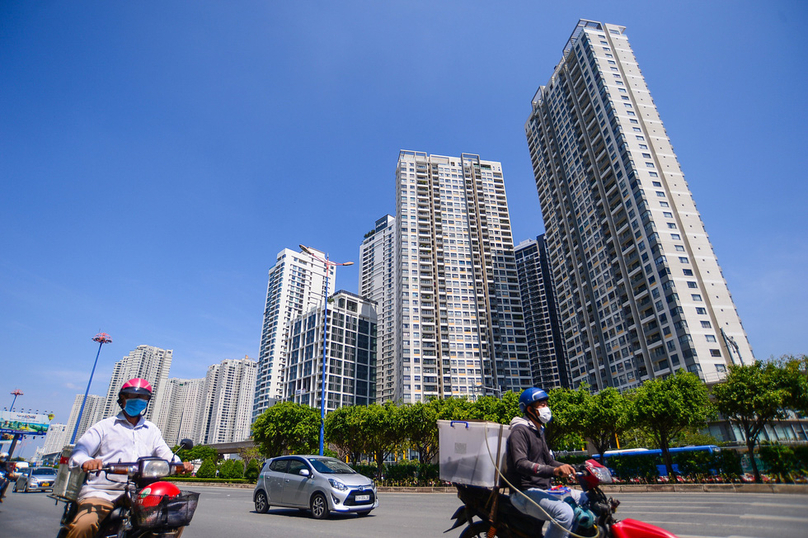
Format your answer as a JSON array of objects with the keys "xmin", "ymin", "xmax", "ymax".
[
  {"xmin": 395, "ymin": 151, "xmax": 532, "ymax": 402},
  {"xmin": 284, "ymin": 291, "xmax": 377, "ymax": 409},
  {"xmin": 359, "ymin": 215, "xmax": 397, "ymax": 402},
  {"xmin": 101, "ymin": 345, "xmax": 173, "ymax": 423},
  {"xmin": 200, "ymin": 357, "xmax": 257, "ymax": 444},
  {"xmin": 253, "ymin": 247, "xmax": 335, "ymax": 420},
  {"xmin": 515, "ymin": 235, "xmax": 570, "ymax": 389},
  {"xmin": 525, "ymin": 20, "xmax": 754, "ymax": 390},
  {"xmin": 66, "ymin": 394, "xmax": 106, "ymax": 441},
  {"xmin": 157, "ymin": 378, "xmax": 205, "ymax": 447}
]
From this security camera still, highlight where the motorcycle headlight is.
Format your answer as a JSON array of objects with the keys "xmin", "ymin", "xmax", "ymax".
[
  {"xmin": 328, "ymin": 478, "xmax": 349, "ymax": 491},
  {"xmin": 140, "ymin": 459, "xmax": 170, "ymax": 479}
]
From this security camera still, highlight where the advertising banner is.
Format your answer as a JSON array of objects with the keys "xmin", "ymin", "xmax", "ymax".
[{"xmin": 0, "ymin": 410, "xmax": 53, "ymax": 435}]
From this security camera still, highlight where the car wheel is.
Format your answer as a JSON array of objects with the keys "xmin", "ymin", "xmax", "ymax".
[
  {"xmin": 357, "ymin": 510, "xmax": 372, "ymax": 517},
  {"xmin": 310, "ymin": 492, "xmax": 329, "ymax": 520},
  {"xmin": 254, "ymin": 490, "xmax": 270, "ymax": 514},
  {"xmin": 12, "ymin": 482, "xmax": 17, "ymax": 492}
]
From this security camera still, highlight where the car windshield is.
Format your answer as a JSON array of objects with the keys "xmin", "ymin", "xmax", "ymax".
[
  {"xmin": 306, "ymin": 458, "xmax": 356, "ymax": 474},
  {"xmin": 33, "ymin": 468, "xmax": 57, "ymax": 476}
]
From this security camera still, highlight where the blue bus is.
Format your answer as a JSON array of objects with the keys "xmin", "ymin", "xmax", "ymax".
[{"xmin": 593, "ymin": 445, "xmax": 721, "ymax": 476}]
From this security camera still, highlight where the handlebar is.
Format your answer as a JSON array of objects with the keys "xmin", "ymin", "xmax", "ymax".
[{"xmin": 86, "ymin": 459, "xmax": 184, "ymax": 479}]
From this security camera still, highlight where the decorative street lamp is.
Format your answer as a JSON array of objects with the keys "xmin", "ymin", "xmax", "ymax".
[
  {"xmin": 299, "ymin": 244, "xmax": 353, "ymax": 456},
  {"xmin": 9, "ymin": 389, "xmax": 23, "ymax": 412},
  {"xmin": 70, "ymin": 332, "xmax": 112, "ymax": 444}
]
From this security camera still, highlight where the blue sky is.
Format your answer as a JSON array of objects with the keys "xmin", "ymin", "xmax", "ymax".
[{"xmin": 2, "ymin": 1, "xmax": 807, "ymax": 455}]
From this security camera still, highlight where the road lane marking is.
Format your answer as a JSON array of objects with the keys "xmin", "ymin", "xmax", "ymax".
[{"xmin": 740, "ymin": 513, "xmax": 808, "ymax": 523}]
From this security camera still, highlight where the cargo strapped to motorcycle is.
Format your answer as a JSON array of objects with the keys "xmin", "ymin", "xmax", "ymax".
[{"xmin": 483, "ymin": 422, "xmax": 602, "ymax": 538}]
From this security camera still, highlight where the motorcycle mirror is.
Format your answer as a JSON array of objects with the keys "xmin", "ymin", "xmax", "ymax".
[{"xmin": 179, "ymin": 439, "xmax": 194, "ymax": 451}]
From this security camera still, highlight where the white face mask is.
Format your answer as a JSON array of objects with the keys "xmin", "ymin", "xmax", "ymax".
[{"xmin": 538, "ymin": 407, "xmax": 553, "ymax": 424}]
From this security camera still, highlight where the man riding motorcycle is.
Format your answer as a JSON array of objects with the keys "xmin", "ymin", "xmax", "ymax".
[
  {"xmin": 505, "ymin": 387, "xmax": 587, "ymax": 538},
  {"xmin": 64, "ymin": 378, "xmax": 194, "ymax": 538}
]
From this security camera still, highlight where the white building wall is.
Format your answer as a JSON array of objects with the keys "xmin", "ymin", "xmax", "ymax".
[
  {"xmin": 101, "ymin": 345, "xmax": 173, "ymax": 424},
  {"xmin": 66, "ymin": 394, "xmax": 107, "ymax": 442},
  {"xmin": 253, "ymin": 248, "xmax": 335, "ymax": 420},
  {"xmin": 42, "ymin": 423, "xmax": 69, "ymax": 455},
  {"xmin": 158, "ymin": 378, "xmax": 205, "ymax": 447},
  {"xmin": 395, "ymin": 151, "xmax": 533, "ymax": 403},
  {"xmin": 524, "ymin": 20, "xmax": 754, "ymax": 390},
  {"xmin": 200, "ymin": 357, "xmax": 258, "ymax": 444},
  {"xmin": 359, "ymin": 215, "xmax": 397, "ymax": 402}
]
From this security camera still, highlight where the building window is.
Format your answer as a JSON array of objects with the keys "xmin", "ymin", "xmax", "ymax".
[
  {"xmin": 701, "ymin": 320, "xmax": 712, "ymax": 328},
  {"xmin": 696, "ymin": 307, "xmax": 707, "ymax": 314},
  {"xmin": 706, "ymin": 335, "xmax": 717, "ymax": 342},
  {"xmin": 687, "ymin": 281, "xmax": 697, "ymax": 288},
  {"xmin": 679, "ymin": 256, "xmax": 688, "ymax": 263},
  {"xmin": 692, "ymin": 294, "xmax": 703, "ymax": 301},
  {"xmin": 710, "ymin": 349, "xmax": 722, "ymax": 357},
  {"xmin": 682, "ymin": 268, "xmax": 692, "ymax": 275}
]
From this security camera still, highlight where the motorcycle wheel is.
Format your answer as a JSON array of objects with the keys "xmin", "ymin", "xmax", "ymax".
[
  {"xmin": 460, "ymin": 521, "xmax": 497, "ymax": 538},
  {"xmin": 310, "ymin": 492, "xmax": 329, "ymax": 520},
  {"xmin": 254, "ymin": 490, "xmax": 269, "ymax": 514}
]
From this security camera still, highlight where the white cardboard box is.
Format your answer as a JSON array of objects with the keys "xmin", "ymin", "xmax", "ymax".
[{"xmin": 438, "ymin": 420, "xmax": 509, "ymax": 487}]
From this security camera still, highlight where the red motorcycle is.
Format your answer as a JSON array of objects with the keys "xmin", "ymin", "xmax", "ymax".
[{"xmin": 447, "ymin": 459, "xmax": 678, "ymax": 538}]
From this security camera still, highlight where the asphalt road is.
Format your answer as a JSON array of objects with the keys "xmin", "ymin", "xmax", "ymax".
[{"xmin": 2, "ymin": 486, "xmax": 807, "ymax": 538}]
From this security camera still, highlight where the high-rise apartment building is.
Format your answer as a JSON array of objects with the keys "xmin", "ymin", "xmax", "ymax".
[
  {"xmin": 359, "ymin": 215, "xmax": 397, "ymax": 402},
  {"xmin": 395, "ymin": 151, "xmax": 532, "ymax": 402},
  {"xmin": 66, "ymin": 394, "xmax": 106, "ymax": 441},
  {"xmin": 515, "ymin": 235, "xmax": 570, "ymax": 389},
  {"xmin": 253, "ymin": 247, "xmax": 335, "ymax": 420},
  {"xmin": 157, "ymin": 378, "xmax": 205, "ymax": 447},
  {"xmin": 41, "ymin": 423, "xmax": 69, "ymax": 457},
  {"xmin": 199, "ymin": 357, "xmax": 257, "ymax": 444},
  {"xmin": 284, "ymin": 290, "xmax": 377, "ymax": 409},
  {"xmin": 525, "ymin": 20, "xmax": 754, "ymax": 390},
  {"xmin": 101, "ymin": 345, "xmax": 173, "ymax": 423}
]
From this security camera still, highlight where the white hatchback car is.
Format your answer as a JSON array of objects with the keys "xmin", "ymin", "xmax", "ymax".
[{"xmin": 253, "ymin": 455, "xmax": 378, "ymax": 519}]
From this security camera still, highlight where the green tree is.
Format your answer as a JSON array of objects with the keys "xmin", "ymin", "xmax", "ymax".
[
  {"xmin": 631, "ymin": 370, "xmax": 712, "ymax": 477},
  {"xmin": 777, "ymin": 355, "xmax": 808, "ymax": 415},
  {"xmin": 576, "ymin": 385, "xmax": 632, "ymax": 461},
  {"xmin": 469, "ymin": 391, "xmax": 521, "ymax": 424},
  {"xmin": 244, "ymin": 458, "xmax": 261, "ymax": 482},
  {"xmin": 358, "ymin": 402, "xmax": 405, "ymax": 479},
  {"xmin": 712, "ymin": 360, "xmax": 793, "ymax": 483},
  {"xmin": 251, "ymin": 402, "xmax": 320, "ymax": 457},
  {"xmin": 175, "ymin": 444, "xmax": 218, "ymax": 463},
  {"xmin": 399, "ymin": 401, "xmax": 439, "ymax": 464},
  {"xmin": 544, "ymin": 387, "xmax": 586, "ymax": 451},
  {"xmin": 196, "ymin": 458, "xmax": 217, "ymax": 479},
  {"xmin": 325, "ymin": 405, "xmax": 365, "ymax": 463}
]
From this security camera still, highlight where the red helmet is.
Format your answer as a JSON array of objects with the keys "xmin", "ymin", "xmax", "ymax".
[
  {"xmin": 119, "ymin": 378, "xmax": 153, "ymax": 400},
  {"xmin": 137, "ymin": 481, "xmax": 181, "ymax": 508}
]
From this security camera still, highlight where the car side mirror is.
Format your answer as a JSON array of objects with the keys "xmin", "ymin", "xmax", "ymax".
[{"xmin": 299, "ymin": 469, "xmax": 310, "ymax": 477}]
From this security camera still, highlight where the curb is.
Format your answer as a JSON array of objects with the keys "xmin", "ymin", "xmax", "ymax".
[{"xmin": 175, "ymin": 482, "xmax": 808, "ymax": 494}]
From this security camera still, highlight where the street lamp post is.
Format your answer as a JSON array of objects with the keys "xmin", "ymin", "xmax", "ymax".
[
  {"xmin": 299, "ymin": 244, "xmax": 353, "ymax": 456},
  {"xmin": 70, "ymin": 332, "xmax": 112, "ymax": 444},
  {"xmin": 9, "ymin": 389, "xmax": 23, "ymax": 412}
]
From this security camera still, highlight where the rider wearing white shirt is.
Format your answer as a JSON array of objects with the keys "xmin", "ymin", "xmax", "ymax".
[{"xmin": 65, "ymin": 378, "xmax": 193, "ymax": 538}]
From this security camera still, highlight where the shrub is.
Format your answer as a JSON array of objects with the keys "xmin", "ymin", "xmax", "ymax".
[
  {"xmin": 759, "ymin": 444, "xmax": 799, "ymax": 483},
  {"xmin": 218, "ymin": 459, "xmax": 244, "ymax": 480},
  {"xmin": 245, "ymin": 459, "xmax": 261, "ymax": 482},
  {"xmin": 196, "ymin": 459, "xmax": 217, "ymax": 479}
]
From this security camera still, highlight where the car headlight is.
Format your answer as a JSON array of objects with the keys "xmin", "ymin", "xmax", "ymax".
[{"xmin": 328, "ymin": 479, "xmax": 349, "ymax": 491}]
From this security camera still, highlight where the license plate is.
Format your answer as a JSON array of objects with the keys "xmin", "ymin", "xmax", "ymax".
[
  {"xmin": 355, "ymin": 494, "xmax": 370, "ymax": 502},
  {"xmin": 40, "ymin": 482, "xmax": 51, "ymax": 487}
]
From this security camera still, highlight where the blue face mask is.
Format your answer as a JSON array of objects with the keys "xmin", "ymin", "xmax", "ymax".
[{"xmin": 124, "ymin": 398, "xmax": 149, "ymax": 417}]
